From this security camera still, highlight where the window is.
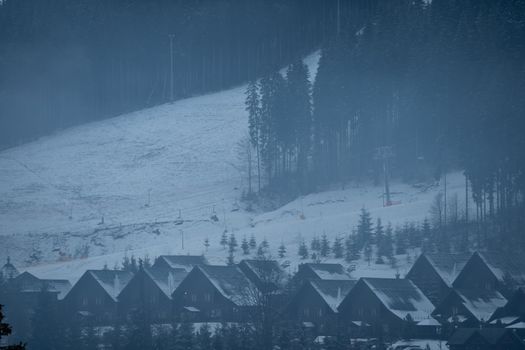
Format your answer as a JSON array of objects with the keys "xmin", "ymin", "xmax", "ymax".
[
  {"xmin": 82, "ymin": 297, "xmax": 88, "ymax": 306},
  {"xmin": 191, "ymin": 294, "xmax": 197, "ymax": 302},
  {"xmin": 303, "ymin": 308, "xmax": 310, "ymax": 317},
  {"xmin": 318, "ymin": 308, "xmax": 323, "ymax": 317},
  {"xmin": 210, "ymin": 309, "xmax": 222, "ymax": 318},
  {"xmin": 371, "ymin": 308, "xmax": 377, "ymax": 317},
  {"xmin": 204, "ymin": 293, "xmax": 212, "ymax": 302},
  {"xmin": 95, "ymin": 297, "xmax": 103, "ymax": 306},
  {"xmin": 452, "ymin": 307, "xmax": 459, "ymax": 316},
  {"xmin": 358, "ymin": 307, "xmax": 364, "ymax": 317}
]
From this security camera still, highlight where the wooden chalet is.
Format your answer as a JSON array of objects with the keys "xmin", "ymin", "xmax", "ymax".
[
  {"xmin": 285, "ymin": 279, "xmax": 356, "ymax": 335},
  {"xmin": 171, "ymin": 265, "xmax": 258, "ymax": 322},
  {"xmin": 406, "ymin": 252, "xmax": 470, "ymax": 305},
  {"xmin": 152, "ymin": 255, "xmax": 208, "ymax": 272},
  {"xmin": 3, "ymin": 271, "xmax": 71, "ymax": 340},
  {"xmin": 61, "ymin": 269, "xmax": 133, "ymax": 324},
  {"xmin": 453, "ymin": 252, "xmax": 525, "ymax": 297},
  {"xmin": 118, "ymin": 266, "xmax": 188, "ymax": 322},
  {"xmin": 238, "ymin": 259, "xmax": 286, "ymax": 292},
  {"xmin": 294, "ymin": 263, "xmax": 351, "ymax": 285},
  {"xmin": 432, "ymin": 288, "xmax": 507, "ymax": 327},
  {"xmin": 338, "ymin": 278, "xmax": 437, "ymax": 339},
  {"xmin": 489, "ymin": 288, "xmax": 525, "ymax": 328},
  {"xmin": 447, "ymin": 328, "xmax": 525, "ymax": 350}
]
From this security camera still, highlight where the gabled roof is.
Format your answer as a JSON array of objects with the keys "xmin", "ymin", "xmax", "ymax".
[
  {"xmin": 10, "ymin": 271, "xmax": 71, "ymax": 299},
  {"xmin": 362, "ymin": 278, "xmax": 435, "ymax": 321},
  {"xmin": 144, "ymin": 267, "xmax": 188, "ymax": 298},
  {"xmin": 490, "ymin": 287, "xmax": 525, "ymax": 322},
  {"xmin": 310, "ymin": 279, "xmax": 356, "ymax": 313},
  {"xmin": 302, "ymin": 263, "xmax": 351, "ymax": 280},
  {"xmin": 196, "ymin": 265, "xmax": 258, "ymax": 306},
  {"xmin": 477, "ymin": 252, "xmax": 525, "ymax": 285},
  {"xmin": 423, "ymin": 253, "xmax": 470, "ymax": 286},
  {"xmin": 240, "ymin": 259, "xmax": 283, "ymax": 281},
  {"xmin": 0, "ymin": 257, "xmax": 19, "ymax": 280},
  {"xmin": 86, "ymin": 270, "xmax": 134, "ymax": 301},
  {"xmin": 455, "ymin": 288, "xmax": 507, "ymax": 322},
  {"xmin": 154, "ymin": 255, "xmax": 207, "ymax": 271}
]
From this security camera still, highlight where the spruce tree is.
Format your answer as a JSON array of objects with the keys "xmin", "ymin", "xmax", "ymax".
[
  {"xmin": 249, "ymin": 235, "xmax": 257, "ymax": 250},
  {"xmin": 0, "ymin": 304, "xmax": 25, "ymax": 350},
  {"xmin": 357, "ymin": 208, "xmax": 373, "ymax": 248},
  {"xmin": 298, "ymin": 241, "xmax": 309, "ymax": 260},
  {"xmin": 278, "ymin": 242, "xmax": 287, "ymax": 258},
  {"xmin": 310, "ymin": 236, "xmax": 321, "ymax": 253},
  {"xmin": 320, "ymin": 234, "xmax": 331, "ymax": 257},
  {"xmin": 332, "ymin": 236, "xmax": 344, "ymax": 259},
  {"xmin": 220, "ymin": 230, "xmax": 228, "ymax": 250},
  {"xmin": 228, "ymin": 233, "xmax": 238, "ymax": 254},
  {"xmin": 241, "ymin": 236, "xmax": 250, "ymax": 255}
]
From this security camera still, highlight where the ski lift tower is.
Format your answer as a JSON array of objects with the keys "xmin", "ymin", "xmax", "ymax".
[{"xmin": 375, "ymin": 146, "xmax": 394, "ymax": 207}]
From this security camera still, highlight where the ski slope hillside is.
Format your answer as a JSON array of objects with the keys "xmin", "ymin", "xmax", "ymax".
[{"xmin": 0, "ymin": 51, "xmax": 468, "ymax": 282}]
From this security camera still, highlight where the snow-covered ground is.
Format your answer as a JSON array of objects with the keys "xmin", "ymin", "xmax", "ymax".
[{"xmin": 0, "ymin": 51, "xmax": 468, "ymax": 283}]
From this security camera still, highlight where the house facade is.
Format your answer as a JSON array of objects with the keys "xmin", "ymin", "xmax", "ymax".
[
  {"xmin": 407, "ymin": 253, "xmax": 470, "ymax": 305},
  {"xmin": 61, "ymin": 270, "xmax": 133, "ymax": 324},
  {"xmin": 118, "ymin": 267, "xmax": 187, "ymax": 322},
  {"xmin": 338, "ymin": 278, "xmax": 437, "ymax": 340},
  {"xmin": 2, "ymin": 271, "xmax": 71, "ymax": 341},
  {"xmin": 432, "ymin": 288, "xmax": 507, "ymax": 330},
  {"xmin": 171, "ymin": 265, "xmax": 258, "ymax": 322},
  {"xmin": 453, "ymin": 252, "xmax": 525, "ymax": 298},
  {"xmin": 285, "ymin": 279, "xmax": 356, "ymax": 335}
]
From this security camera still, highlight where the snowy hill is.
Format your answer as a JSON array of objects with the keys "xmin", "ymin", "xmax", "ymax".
[{"xmin": 0, "ymin": 51, "xmax": 467, "ymax": 282}]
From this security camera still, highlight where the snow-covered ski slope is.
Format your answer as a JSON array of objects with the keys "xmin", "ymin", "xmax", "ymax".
[{"xmin": 0, "ymin": 51, "xmax": 467, "ymax": 282}]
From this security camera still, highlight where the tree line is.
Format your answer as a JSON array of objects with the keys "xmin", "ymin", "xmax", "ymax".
[
  {"xmin": 245, "ymin": 0, "xmax": 525, "ymax": 250},
  {"xmin": 0, "ymin": 0, "xmax": 367, "ymax": 149}
]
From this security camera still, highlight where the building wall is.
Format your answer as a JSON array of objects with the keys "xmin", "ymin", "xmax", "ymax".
[
  {"xmin": 338, "ymin": 281, "xmax": 408, "ymax": 339},
  {"xmin": 117, "ymin": 271, "xmax": 172, "ymax": 322},
  {"xmin": 406, "ymin": 256, "xmax": 450, "ymax": 305},
  {"xmin": 453, "ymin": 255, "xmax": 500, "ymax": 292},
  {"xmin": 61, "ymin": 274, "xmax": 117, "ymax": 324},
  {"xmin": 286, "ymin": 284, "xmax": 338, "ymax": 334},
  {"xmin": 172, "ymin": 269, "xmax": 251, "ymax": 322}
]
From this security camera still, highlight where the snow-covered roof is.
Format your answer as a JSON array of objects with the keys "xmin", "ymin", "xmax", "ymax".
[
  {"xmin": 197, "ymin": 265, "xmax": 258, "ymax": 306},
  {"xmin": 303, "ymin": 263, "xmax": 351, "ymax": 281},
  {"xmin": 417, "ymin": 318, "xmax": 441, "ymax": 326},
  {"xmin": 455, "ymin": 288, "xmax": 507, "ymax": 322},
  {"xmin": 362, "ymin": 278, "xmax": 435, "ymax": 321},
  {"xmin": 310, "ymin": 279, "xmax": 356, "ymax": 313},
  {"xmin": 490, "ymin": 316, "xmax": 520, "ymax": 325},
  {"xmin": 424, "ymin": 253, "xmax": 470, "ymax": 286},
  {"xmin": 478, "ymin": 252, "xmax": 525, "ymax": 285},
  {"xmin": 87, "ymin": 270, "xmax": 134, "ymax": 301},
  {"xmin": 144, "ymin": 267, "xmax": 188, "ymax": 298},
  {"xmin": 240, "ymin": 259, "xmax": 283, "ymax": 281},
  {"xmin": 507, "ymin": 322, "xmax": 525, "ymax": 329},
  {"xmin": 155, "ymin": 255, "xmax": 207, "ymax": 271},
  {"xmin": 1, "ymin": 257, "xmax": 19, "ymax": 280}
]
